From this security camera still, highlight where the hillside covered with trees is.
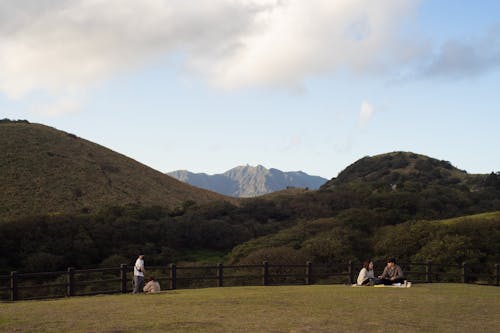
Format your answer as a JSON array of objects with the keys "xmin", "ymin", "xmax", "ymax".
[{"xmin": 1, "ymin": 136, "xmax": 499, "ymax": 273}]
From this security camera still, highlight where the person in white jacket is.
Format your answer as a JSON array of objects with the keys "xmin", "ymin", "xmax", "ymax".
[
  {"xmin": 143, "ymin": 276, "xmax": 161, "ymax": 293},
  {"xmin": 133, "ymin": 254, "xmax": 145, "ymax": 293},
  {"xmin": 357, "ymin": 260, "xmax": 375, "ymax": 285}
]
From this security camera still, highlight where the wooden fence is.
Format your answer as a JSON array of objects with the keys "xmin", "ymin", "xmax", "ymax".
[{"xmin": 1, "ymin": 261, "xmax": 498, "ymax": 301}]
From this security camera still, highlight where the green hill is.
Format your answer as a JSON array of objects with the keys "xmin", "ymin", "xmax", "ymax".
[
  {"xmin": 321, "ymin": 151, "xmax": 485, "ymax": 191},
  {"xmin": 0, "ymin": 120, "xmax": 230, "ymax": 220}
]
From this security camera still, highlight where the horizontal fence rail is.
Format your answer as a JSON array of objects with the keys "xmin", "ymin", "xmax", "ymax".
[{"xmin": 1, "ymin": 261, "xmax": 498, "ymax": 301}]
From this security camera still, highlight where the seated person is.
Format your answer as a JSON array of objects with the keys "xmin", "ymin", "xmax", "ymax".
[
  {"xmin": 143, "ymin": 276, "xmax": 161, "ymax": 293},
  {"xmin": 357, "ymin": 260, "xmax": 375, "ymax": 285},
  {"xmin": 378, "ymin": 258, "xmax": 405, "ymax": 285}
]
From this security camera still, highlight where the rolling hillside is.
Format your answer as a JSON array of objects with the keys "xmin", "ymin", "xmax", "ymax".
[
  {"xmin": 224, "ymin": 153, "xmax": 499, "ymax": 265},
  {"xmin": 321, "ymin": 151, "xmax": 485, "ymax": 191},
  {"xmin": 0, "ymin": 120, "xmax": 229, "ymax": 220},
  {"xmin": 168, "ymin": 165, "xmax": 327, "ymax": 197},
  {"xmin": 1, "ymin": 128, "xmax": 498, "ymax": 273}
]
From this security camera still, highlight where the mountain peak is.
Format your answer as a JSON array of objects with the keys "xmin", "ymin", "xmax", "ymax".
[
  {"xmin": 234, "ymin": 164, "xmax": 268, "ymax": 171},
  {"xmin": 168, "ymin": 165, "xmax": 327, "ymax": 197}
]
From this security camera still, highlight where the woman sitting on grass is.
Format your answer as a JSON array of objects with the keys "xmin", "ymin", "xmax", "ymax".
[
  {"xmin": 357, "ymin": 260, "xmax": 376, "ymax": 286},
  {"xmin": 143, "ymin": 277, "xmax": 161, "ymax": 293}
]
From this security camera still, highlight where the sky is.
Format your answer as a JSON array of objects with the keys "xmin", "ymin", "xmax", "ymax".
[{"xmin": 1, "ymin": 0, "xmax": 499, "ymax": 179}]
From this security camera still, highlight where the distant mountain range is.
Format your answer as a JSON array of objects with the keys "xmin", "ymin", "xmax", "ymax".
[{"xmin": 167, "ymin": 165, "xmax": 328, "ymax": 197}]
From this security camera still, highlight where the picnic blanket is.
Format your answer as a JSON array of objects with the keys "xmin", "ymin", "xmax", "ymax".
[
  {"xmin": 374, "ymin": 282, "xmax": 412, "ymax": 288},
  {"xmin": 352, "ymin": 282, "xmax": 412, "ymax": 288}
]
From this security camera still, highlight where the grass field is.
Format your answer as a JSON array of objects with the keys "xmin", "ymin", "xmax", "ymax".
[{"xmin": 1, "ymin": 284, "xmax": 499, "ymax": 332}]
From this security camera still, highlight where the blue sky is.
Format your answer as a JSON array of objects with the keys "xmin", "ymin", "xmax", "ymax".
[{"xmin": 1, "ymin": 0, "xmax": 499, "ymax": 179}]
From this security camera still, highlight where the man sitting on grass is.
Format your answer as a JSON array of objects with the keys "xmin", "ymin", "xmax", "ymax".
[{"xmin": 378, "ymin": 258, "xmax": 405, "ymax": 285}]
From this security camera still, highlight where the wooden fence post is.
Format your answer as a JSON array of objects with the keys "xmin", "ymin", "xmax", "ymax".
[
  {"xmin": 495, "ymin": 264, "xmax": 499, "ymax": 286},
  {"xmin": 305, "ymin": 261, "xmax": 313, "ymax": 285},
  {"xmin": 217, "ymin": 263, "xmax": 224, "ymax": 287},
  {"xmin": 10, "ymin": 271, "xmax": 18, "ymax": 301},
  {"xmin": 262, "ymin": 261, "xmax": 269, "ymax": 286},
  {"xmin": 120, "ymin": 264, "xmax": 127, "ymax": 293},
  {"xmin": 348, "ymin": 260, "xmax": 355, "ymax": 285},
  {"xmin": 426, "ymin": 260, "xmax": 432, "ymax": 283},
  {"xmin": 170, "ymin": 263, "xmax": 177, "ymax": 290},
  {"xmin": 461, "ymin": 262, "xmax": 468, "ymax": 283},
  {"xmin": 67, "ymin": 267, "xmax": 75, "ymax": 297}
]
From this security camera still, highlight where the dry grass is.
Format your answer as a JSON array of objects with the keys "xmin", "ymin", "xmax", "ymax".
[
  {"xmin": 1, "ymin": 284, "xmax": 499, "ymax": 332},
  {"xmin": 0, "ymin": 122, "xmax": 231, "ymax": 219}
]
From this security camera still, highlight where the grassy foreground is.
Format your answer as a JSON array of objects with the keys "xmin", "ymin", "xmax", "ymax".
[{"xmin": 1, "ymin": 284, "xmax": 499, "ymax": 332}]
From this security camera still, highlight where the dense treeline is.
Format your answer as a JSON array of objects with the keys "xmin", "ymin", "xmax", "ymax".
[
  {"xmin": 229, "ymin": 212, "xmax": 500, "ymax": 268},
  {"xmin": 0, "ymin": 202, "xmax": 295, "ymax": 273},
  {"xmin": 1, "ymin": 172, "xmax": 499, "ymax": 273},
  {"xmin": 0, "ymin": 118, "xmax": 30, "ymax": 124}
]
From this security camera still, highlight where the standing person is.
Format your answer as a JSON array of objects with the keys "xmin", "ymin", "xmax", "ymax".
[
  {"xmin": 357, "ymin": 260, "xmax": 376, "ymax": 285},
  {"xmin": 133, "ymin": 254, "xmax": 145, "ymax": 293},
  {"xmin": 378, "ymin": 258, "xmax": 405, "ymax": 285}
]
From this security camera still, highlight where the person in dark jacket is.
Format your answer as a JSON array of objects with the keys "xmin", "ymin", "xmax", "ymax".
[{"xmin": 378, "ymin": 258, "xmax": 405, "ymax": 285}]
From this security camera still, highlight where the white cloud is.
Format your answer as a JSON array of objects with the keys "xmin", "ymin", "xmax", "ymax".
[
  {"xmin": 359, "ymin": 101, "xmax": 375, "ymax": 126},
  {"xmin": 0, "ymin": 0, "xmax": 422, "ymax": 105},
  {"xmin": 206, "ymin": 0, "xmax": 422, "ymax": 89},
  {"xmin": 0, "ymin": 0, "xmax": 266, "ymax": 99},
  {"xmin": 3, "ymin": 0, "xmax": 498, "ymax": 110}
]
